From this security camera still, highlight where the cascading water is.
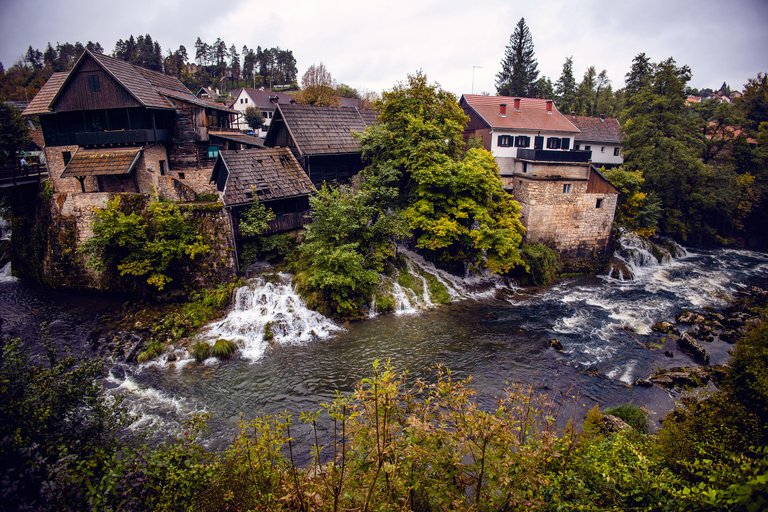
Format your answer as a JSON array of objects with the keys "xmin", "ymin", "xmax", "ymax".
[
  {"xmin": 608, "ymin": 230, "xmax": 687, "ymax": 281},
  {"xmin": 0, "ymin": 262, "xmax": 15, "ymax": 283},
  {"xmin": 203, "ymin": 273, "xmax": 341, "ymax": 361}
]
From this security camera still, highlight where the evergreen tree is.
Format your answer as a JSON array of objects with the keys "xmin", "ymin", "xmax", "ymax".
[
  {"xmin": 555, "ymin": 56, "xmax": 577, "ymax": 113},
  {"xmin": 229, "ymin": 44, "xmax": 240, "ymax": 82},
  {"xmin": 624, "ymin": 52, "xmax": 653, "ymax": 100},
  {"xmin": 533, "ymin": 76, "xmax": 554, "ymax": 99},
  {"xmin": 496, "ymin": 18, "xmax": 539, "ymax": 97},
  {"xmin": 575, "ymin": 66, "xmax": 597, "ymax": 115},
  {"xmin": 242, "ymin": 47, "xmax": 256, "ymax": 86}
]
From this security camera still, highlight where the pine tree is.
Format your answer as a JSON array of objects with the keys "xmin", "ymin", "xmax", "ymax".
[
  {"xmin": 496, "ymin": 17, "xmax": 539, "ymax": 97},
  {"xmin": 555, "ymin": 56, "xmax": 577, "ymax": 113},
  {"xmin": 624, "ymin": 53, "xmax": 653, "ymax": 100}
]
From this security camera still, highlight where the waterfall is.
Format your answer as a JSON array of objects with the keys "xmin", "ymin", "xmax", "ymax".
[
  {"xmin": 0, "ymin": 215, "xmax": 9, "ymax": 241},
  {"xmin": 0, "ymin": 262, "xmax": 16, "ymax": 283},
  {"xmin": 607, "ymin": 230, "xmax": 687, "ymax": 281},
  {"xmin": 391, "ymin": 282, "xmax": 418, "ymax": 316},
  {"xmin": 204, "ymin": 274, "xmax": 342, "ymax": 362}
]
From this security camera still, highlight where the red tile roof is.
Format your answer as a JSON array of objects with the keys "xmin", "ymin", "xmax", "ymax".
[
  {"xmin": 461, "ymin": 94, "xmax": 579, "ymax": 133},
  {"xmin": 568, "ymin": 115, "xmax": 624, "ymax": 144}
]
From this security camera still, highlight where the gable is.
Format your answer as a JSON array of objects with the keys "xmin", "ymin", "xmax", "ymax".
[{"xmin": 52, "ymin": 53, "xmax": 142, "ymax": 112}]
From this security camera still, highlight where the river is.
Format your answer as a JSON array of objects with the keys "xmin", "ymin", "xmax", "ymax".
[{"xmin": 2, "ymin": 240, "xmax": 768, "ymax": 451}]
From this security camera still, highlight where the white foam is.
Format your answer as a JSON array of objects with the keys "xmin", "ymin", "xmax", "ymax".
[{"xmin": 0, "ymin": 261, "xmax": 16, "ymax": 283}]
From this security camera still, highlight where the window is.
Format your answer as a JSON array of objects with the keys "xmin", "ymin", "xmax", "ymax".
[
  {"xmin": 87, "ymin": 74, "xmax": 100, "ymax": 92},
  {"xmin": 561, "ymin": 138, "xmax": 570, "ymax": 150},
  {"xmin": 584, "ymin": 145, "xmax": 592, "ymax": 151},
  {"xmin": 62, "ymin": 151, "xmax": 72, "ymax": 165},
  {"xmin": 514, "ymin": 135, "xmax": 530, "ymax": 147},
  {"xmin": 207, "ymin": 145, "xmax": 220, "ymax": 158},
  {"xmin": 562, "ymin": 183, "xmax": 572, "ymax": 193},
  {"xmin": 244, "ymin": 98, "xmax": 248, "ymax": 103},
  {"xmin": 178, "ymin": 172, "xmax": 185, "ymax": 179},
  {"xmin": 613, "ymin": 147, "xmax": 621, "ymax": 156},
  {"xmin": 546, "ymin": 137, "xmax": 562, "ymax": 149},
  {"xmin": 601, "ymin": 146, "xmax": 605, "ymax": 153},
  {"xmin": 159, "ymin": 160, "xmax": 166, "ymax": 176},
  {"xmin": 575, "ymin": 143, "xmax": 581, "ymax": 150},
  {"xmin": 596, "ymin": 198, "xmax": 603, "ymax": 208},
  {"xmin": 240, "ymin": 98, "xmax": 244, "ymax": 104},
  {"xmin": 497, "ymin": 135, "xmax": 513, "ymax": 147},
  {"xmin": 262, "ymin": 112, "xmax": 269, "ymax": 118}
]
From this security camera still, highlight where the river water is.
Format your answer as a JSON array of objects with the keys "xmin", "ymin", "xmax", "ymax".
[{"xmin": 2, "ymin": 241, "xmax": 768, "ymax": 449}]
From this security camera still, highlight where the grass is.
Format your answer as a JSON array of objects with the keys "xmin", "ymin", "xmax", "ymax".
[
  {"xmin": 604, "ymin": 404, "xmax": 649, "ymax": 433},
  {"xmin": 191, "ymin": 341, "xmax": 211, "ymax": 362},
  {"xmin": 211, "ymin": 338, "xmax": 238, "ymax": 359}
]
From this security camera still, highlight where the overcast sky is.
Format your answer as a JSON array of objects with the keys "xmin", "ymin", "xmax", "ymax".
[{"xmin": 1, "ymin": 0, "xmax": 766, "ymax": 97}]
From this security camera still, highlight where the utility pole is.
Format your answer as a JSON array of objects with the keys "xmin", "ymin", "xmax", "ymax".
[{"xmin": 472, "ymin": 66, "xmax": 483, "ymax": 94}]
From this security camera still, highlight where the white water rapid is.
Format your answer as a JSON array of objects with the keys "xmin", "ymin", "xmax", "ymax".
[
  {"xmin": 0, "ymin": 262, "xmax": 16, "ymax": 283},
  {"xmin": 608, "ymin": 230, "xmax": 687, "ymax": 281},
  {"xmin": 203, "ymin": 273, "xmax": 341, "ymax": 362}
]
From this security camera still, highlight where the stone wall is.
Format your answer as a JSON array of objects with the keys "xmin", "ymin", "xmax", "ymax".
[
  {"xmin": 41, "ymin": 192, "xmax": 237, "ymax": 292},
  {"xmin": 510, "ymin": 177, "xmax": 618, "ymax": 265},
  {"xmin": 44, "ymin": 145, "xmax": 82, "ymax": 193}
]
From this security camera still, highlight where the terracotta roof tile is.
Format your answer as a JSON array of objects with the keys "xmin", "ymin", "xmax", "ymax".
[
  {"xmin": 60, "ymin": 147, "xmax": 142, "ymax": 177},
  {"xmin": 568, "ymin": 115, "xmax": 624, "ymax": 144},
  {"xmin": 273, "ymin": 104, "xmax": 378, "ymax": 155},
  {"xmin": 461, "ymin": 94, "xmax": 579, "ymax": 133},
  {"xmin": 213, "ymin": 148, "xmax": 316, "ymax": 206}
]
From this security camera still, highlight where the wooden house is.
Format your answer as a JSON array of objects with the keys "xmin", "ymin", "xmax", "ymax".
[
  {"xmin": 264, "ymin": 104, "xmax": 377, "ymax": 186},
  {"xmin": 460, "ymin": 94, "xmax": 619, "ymax": 263},
  {"xmin": 210, "ymin": 147, "xmax": 315, "ymax": 260},
  {"xmin": 22, "ymin": 50, "xmax": 242, "ymax": 199}
]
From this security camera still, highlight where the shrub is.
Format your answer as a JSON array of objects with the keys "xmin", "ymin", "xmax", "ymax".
[
  {"xmin": 137, "ymin": 340, "xmax": 164, "ymax": 364},
  {"xmin": 191, "ymin": 341, "xmax": 211, "ymax": 362},
  {"xmin": 604, "ymin": 403, "xmax": 649, "ymax": 433},
  {"xmin": 211, "ymin": 338, "xmax": 237, "ymax": 359},
  {"xmin": 520, "ymin": 242, "xmax": 560, "ymax": 286}
]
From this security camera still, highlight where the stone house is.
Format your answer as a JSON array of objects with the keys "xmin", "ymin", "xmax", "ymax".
[
  {"xmin": 264, "ymin": 104, "xmax": 378, "ymax": 186},
  {"xmin": 568, "ymin": 114, "xmax": 624, "ymax": 168},
  {"xmin": 460, "ymin": 94, "xmax": 619, "ymax": 264},
  {"xmin": 22, "ymin": 49, "xmax": 258, "ymax": 200}
]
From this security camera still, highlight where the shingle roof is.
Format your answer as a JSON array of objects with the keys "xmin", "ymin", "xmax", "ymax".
[
  {"xmin": 568, "ymin": 115, "xmax": 624, "ymax": 144},
  {"xmin": 23, "ymin": 50, "xmax": 234, "ymax": 115},
  {"xmin": 213, "ymin": 148, "xmax": 316, "ymax": 206},
  {"xmin": 60, "ymin": 147, "xmax": 142, "ymax": 177},
  {"xmin": 272, "ymin": 104, "xmax": 378, "ymax": 156},
  {"xmin": 209, "ymin": 131, "xmax": 265, "ymax": 147},
  {"xmin": 461, "ymin": 94, "xmax": 579, "ymax": 133},
  {"xmin": 22, "ymin": 72, "xmax": 70, "ymax": 115}
]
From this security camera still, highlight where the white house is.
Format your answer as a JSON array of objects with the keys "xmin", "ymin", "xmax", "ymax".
[
  {"xmin": 231, "ymin": 88, "xmax": 295, "ymax": 136},
  {"xmin": 568, "ymin": 115, "xmax": 624, "ymax": 168}
]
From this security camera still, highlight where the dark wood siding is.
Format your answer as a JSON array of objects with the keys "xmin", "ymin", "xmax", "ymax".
[
  {"xmin": 586, "ymin": 167, "xmax": 619, "ymax": 194},
  {"xmin": 53, "ymin": 56, "xmax": 141, "ymax": 112}
]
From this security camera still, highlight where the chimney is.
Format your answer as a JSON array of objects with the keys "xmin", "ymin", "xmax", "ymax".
[
  {"xmin": 546, "ymin": 100, "xmax": 553, "ymax": 113},
  {"xmin": 499, "ymin": 103, "xmax": 507, "ymax": 116},
  {"xmin": 513, "ymin": 97, "xmax": 521, "ymax": 110}
]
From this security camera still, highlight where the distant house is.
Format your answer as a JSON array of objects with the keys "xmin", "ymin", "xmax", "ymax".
[
  {"xmin": 23, "ymin": 49, "xmax": 241, "ymax": 199},
  {"xmin": 568, "ymin": 115, "xmax": 624, "ymax": 168},
  {"xmin": 210, "ymin": 147, "xmax": 316, "ymax": 262},
  {"xmin": 231, "ymin": 88, "xmax": 296, "ymax": 136},
  {"xmin": 460, "ymin": 94, "xmax": 618, "ymax": 263},
  {"xmin": 195, "ymin": 86, "xmax": 219, "ymax": 100},
  {"xmin": 264, "ymin": 103, "xmax": 378, "ymax": 186}
]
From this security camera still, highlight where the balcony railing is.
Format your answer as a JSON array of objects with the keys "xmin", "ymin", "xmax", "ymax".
[
  {"xmin": 517, "ymin": 149, "xmax": 592, "ymax": 163},
  {"xmin": 73, "ymin": 129, "xmax": 172, "ymax": 146}
]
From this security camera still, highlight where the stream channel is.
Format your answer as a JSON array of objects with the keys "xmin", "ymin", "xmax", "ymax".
[{"xmin": 2, "ymin": 237, "xmax": 768, "ymax": 452}]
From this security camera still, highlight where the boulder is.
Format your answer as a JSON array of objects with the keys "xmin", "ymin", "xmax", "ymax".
[
  {"xmin": 600, "ymin": 414, "xmax": 632, "ymax": 433},
  {"xmin": 548, "ymin": 338, "xmax": 563, "ymax": 351},
  {"xmin": 650, "ymin": 367, "xmax": 709, "ymax": 388},
  {"xmin": 634, "ymin": 378, "xmax": 654, "ymax": 387},
  {"xmin": 677, "ymin": 332, "xmax": 710, "ymax": 364},
  {"xmin": 676, "ymin": 311, "xmax": 705, "ymax": 325},
  {"xmin": 664, "ymin": 350, "xmax": 674, "ymax": 358},
  {"xmin": 652, "ymin": 321, "xmax": 678, "ymax": 335}
]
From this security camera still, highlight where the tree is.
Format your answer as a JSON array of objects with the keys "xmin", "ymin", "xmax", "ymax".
[
  {"xmin": 624, "ymin": 52, "xmax": 653, "ymax": 100},
  {"xmin": 533, "ymin": 76, "xmax": 554, "ymax": 100},
  {"xmin": 244, "ymin": 106, "xmax": 264, "ymax": 130},
  {"xmin": 496, "ymin": 18, "xmax": 539, "ymax": 97},
  {"xmin": 555, "ymin": 56, "xmax": 577, "ymax": 113},
  {"xmin": 242, "ymin": 47, "xmax": 256, "ymax": 85},
  {"xmin": 574, "ymin": 66, "xmax": 597, "ymax": 115},
  {"xmin": 297, "ymin": 63, "xmax": 338, "ymax": 106},
  {"xmin": 229, "ymin": 44, "xmax": 240, "ymax": 82},
  {"xmin": 0, "ymin": 103, "xmax": 30, "ymax": 165}
]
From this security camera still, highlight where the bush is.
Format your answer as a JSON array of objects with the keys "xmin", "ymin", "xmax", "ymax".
[
  {"xmin": 191, "ymin": 341, "xmax": 211, "ymax": 362},
  {"xmin": 211, "ymin": 338, "xmax": 237, "ymax": 359},
  {"xmin": 520, "ymin": 242, "xmax": 560, "ymax": 286},
  {"xmin": 604, "ymin": 403, "xmax": 649, "ymax": 433}
]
